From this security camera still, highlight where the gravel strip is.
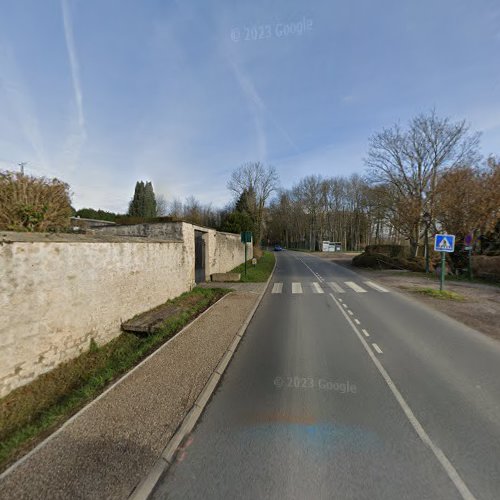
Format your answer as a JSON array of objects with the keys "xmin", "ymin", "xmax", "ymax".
[{"xmin": 0, "ymin": 289, "xmax": 264, "ymax": 499}]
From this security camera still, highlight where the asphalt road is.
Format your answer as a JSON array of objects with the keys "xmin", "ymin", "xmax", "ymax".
[{"xmin": 151, "ymin": 250, "xmax": 500, "ymax": 500}]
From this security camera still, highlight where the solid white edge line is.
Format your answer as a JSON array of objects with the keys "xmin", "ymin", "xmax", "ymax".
[
  {"xmin": 328, "ymin": 293, "xmax": 475, "ymax": 500},
  {"xmin": 372, "ymin": 343, "xmax": 383, "ymax": 354}
]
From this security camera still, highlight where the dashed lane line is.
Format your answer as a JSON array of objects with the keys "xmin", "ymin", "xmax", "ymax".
[{"xmin": 328, "ymin": 293, "xmax": 475, "ymax": 500}]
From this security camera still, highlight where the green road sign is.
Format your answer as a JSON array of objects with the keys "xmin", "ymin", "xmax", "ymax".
[{"xmin": 241, "ymin": 231, "xmax": 252, "ymax": 243}]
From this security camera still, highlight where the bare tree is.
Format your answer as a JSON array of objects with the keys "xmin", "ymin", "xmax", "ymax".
[
  {"xmin": 365, "ymin": 110, "xmax": 480, "ymax": 255},
  {"xmin": 155, "ymin": 194, "xmax": 168, "ymax": 216},
  {"xmin": 168, "ymin": 198, "xmax": 184, "ymax": 219},
  {"xmin": 227, "ymin": 162, "xmax": 279, "ymax": 244},
  {"xmin": 266, "ymin": 174, "xmax": 373, "ymax": 252}
]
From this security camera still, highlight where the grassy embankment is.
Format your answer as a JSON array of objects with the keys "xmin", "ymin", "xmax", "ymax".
[
  {"xmin": 412, "ymin": 288, "xmax": 466, "ymax": 301},
  {"xmin": 230, "ymin": 250, "xmax": 275, "ymax": 282}
]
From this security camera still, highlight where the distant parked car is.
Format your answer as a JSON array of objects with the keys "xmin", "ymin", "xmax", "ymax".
[{"xmin": 274, "ymin": 245, "xmax": 283, "ymax": 251}]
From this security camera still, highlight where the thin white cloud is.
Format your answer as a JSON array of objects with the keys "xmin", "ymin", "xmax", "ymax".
[
  {"xmin": 228, "ymin": 58, "xmax": 299, "ymax": 160},
  {"xmin": 61, "ymin": 0, "xmax": 86, "ymax": 169},
  {"xmin": 228, "ymin": 59, "xmax": 267, "ymax": 160}
]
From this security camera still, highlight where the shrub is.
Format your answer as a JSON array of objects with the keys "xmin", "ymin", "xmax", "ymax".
[
  {"xmin": 472, "ymin": 256, "xmax": 500, "ymax": 282},
  {"xmin": 0, "ymin": 170, "xmax": 72, "ymax": 232},
  {"xmin": 352, "ymin": 252, "xmax": 428, "ymax": 272}
]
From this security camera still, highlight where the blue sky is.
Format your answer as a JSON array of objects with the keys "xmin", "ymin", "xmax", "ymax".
[{"xmin": 1, "ymin": 0, "xmax": 499, "ymax": 211}]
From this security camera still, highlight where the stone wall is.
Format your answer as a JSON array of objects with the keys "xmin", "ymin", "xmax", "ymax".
[
  {"xmin": 0, "ymin": 224, "xmax": 249, "ymax": 397},
  {"xmin": 93, "ymin": 221, "xmax": 184, "ymax": 241},
  {"xmin": 214, "ymin": 231, "xmax": 253, "ymax": 273}
]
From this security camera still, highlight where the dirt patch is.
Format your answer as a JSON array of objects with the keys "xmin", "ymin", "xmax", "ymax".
[{"xmin": 311, "ymin": 251, "xmax": 361, "ymax": 267}]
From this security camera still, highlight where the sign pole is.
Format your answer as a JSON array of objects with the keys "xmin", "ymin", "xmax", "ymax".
[
  {"xmin": 244, "ymin": 243, "xmax": 247, "ymax": 277},
  {"xmin": 434, "ymin": 233, "xmax": 454, "ymax": 292},
  {"xmin": 468, "ymin": 247, "xmax": 473, "ymax": 281},
  {"xmin": 440, "ymin": 252, "xmax": 445, "ymax": 291}
]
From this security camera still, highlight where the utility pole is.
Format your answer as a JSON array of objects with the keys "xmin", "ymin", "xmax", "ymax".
[{"xmin": 18, "ymin": 162, "xmax": 27, "ymax": 175}]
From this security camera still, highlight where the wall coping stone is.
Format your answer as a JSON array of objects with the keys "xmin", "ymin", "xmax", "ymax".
[{"xmin": 0, "ymin": 231, "xmax": 181, "ymax": 244}]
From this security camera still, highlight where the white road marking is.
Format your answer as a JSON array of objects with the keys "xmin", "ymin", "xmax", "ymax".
[
  {"xmin": 338, "ymin": 298, "xmax": 343, "ymax": 303},
  {"xmin": 362, "ymin": 329, "xmax": 370, "ymax": 337},
  {"xmin": 328, "ymin": 294, "xmax": 475, "ymax": 500},
  {"xmin": 311, "ymin": 282, "xmax": 324, "ymax": 294},
  {"xmin": 328, "ymin": 282, "xmax": 345, "ymax": 293},
  {"xmin": 354, "ymin": 319, "xmax": 361, "ymax": 325},
  {"xmin": 292, "ymin": 282, "xmax": 303, "ymax": 294},
  {"xmin": 347, "ymin": 310, "xmax": 354, "ymax": 316},
  {"xmin": 372, "ymin": 343, "xmax": 383, "ymax": 354},
  {"xmin": 342, "ymin": 303, "xmax": 348, "ymax": 308},
  {"xmin": 345, "ymin": 281, "xmax": 367, "ymax": 293},
  {"xmin": 365, "ymin": 281, "xmax": 389, "ymax": 293},
  {"xmin": 272, "ymin": 283, "xmax": 283, "ymax": 294}
]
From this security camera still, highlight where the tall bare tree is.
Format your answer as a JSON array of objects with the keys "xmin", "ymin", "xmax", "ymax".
[
  {"xmin": 365, "ymin": 110, "xmax": 480, "ymax": 255},
  {"xmin": 227, "ymin": 162, "xmax": 279, "ymax": 245}
]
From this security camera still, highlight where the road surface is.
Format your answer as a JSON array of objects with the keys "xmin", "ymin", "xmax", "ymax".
[{"xmin": 151, "ymin": 250, "xmax": 500, "ymax": 499}]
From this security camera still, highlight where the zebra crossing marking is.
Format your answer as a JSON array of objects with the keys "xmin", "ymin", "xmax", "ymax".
[
  {"xmin": 269, "ymin": 281, "xmax": 390, "ymax": 295},
  {"xmin": 364, "ymin": 281, "xmax": 389, "ymax": 293},
  {"xmin": 345, "ymin": 281, "xmax": 367, "ymax": 293},
  {"xmin": 328, "ymin": 282, "xmax": 345, "ymax": 293}
]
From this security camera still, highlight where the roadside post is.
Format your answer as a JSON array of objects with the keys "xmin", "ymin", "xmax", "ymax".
[
  {"xmin": 241, "ymin": 231, "xmax": 252, "ymax": 277},
  {"xmin": 434, "ymin": 234, "xmax": 455, "ymax": 291},
  {"xmin": 464, "ymin": 233, "xmax": 473, "ymax": 280}
]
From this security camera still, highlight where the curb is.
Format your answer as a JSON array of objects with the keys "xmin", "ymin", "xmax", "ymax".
[{"xmin": 129, "ymin": 255, "xmax": 277, "ymax": 499}]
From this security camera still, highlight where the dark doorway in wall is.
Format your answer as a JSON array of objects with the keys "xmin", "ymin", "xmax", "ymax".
[{"xmin": 194, "ymin": 230, "xmax": 206, "ymax": 283}]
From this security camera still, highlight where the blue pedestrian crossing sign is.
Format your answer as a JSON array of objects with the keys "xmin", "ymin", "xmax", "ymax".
[{"xmin": 434, "ymin": 234, "xmax": 455, "ymax": 252}]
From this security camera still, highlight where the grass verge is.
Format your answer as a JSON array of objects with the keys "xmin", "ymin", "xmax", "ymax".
[
  {"xmin": 0, "ymin": 286, "xmax": 229, "ymax": 473},
  {"xmin": 230, "ymin": 250, "xmax": 275, "ymax": 282},
  {"xmin": 412, "ymin": 288, "xmax": 466, "ymax": 301}
]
